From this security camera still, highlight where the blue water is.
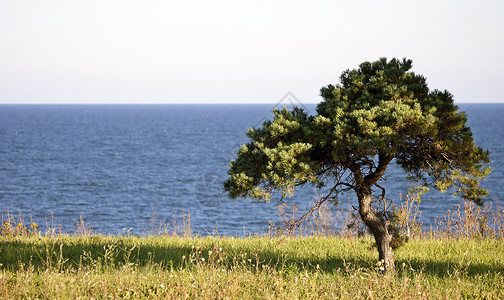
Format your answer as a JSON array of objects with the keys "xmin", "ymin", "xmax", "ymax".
[{"xmin": 1, "ymin": 104, "xmax": 503, "ymax": 236}]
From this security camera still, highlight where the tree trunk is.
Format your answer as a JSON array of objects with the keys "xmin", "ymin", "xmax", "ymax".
[
  {"xmin": 357, "ymin": 187, "xmax": 395, "ymax": 273},
  {"xmin": 375, "ymin": 228, "xmax": 394, "ymax": 273}
]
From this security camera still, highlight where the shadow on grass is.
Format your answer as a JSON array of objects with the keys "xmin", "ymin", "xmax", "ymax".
[{"xmin": 0, "ymin": 238, "xmax": 502, "ymax": 279}]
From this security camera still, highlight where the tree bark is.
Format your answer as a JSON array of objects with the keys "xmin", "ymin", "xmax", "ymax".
[
  {"xmin": 357, "ymin": 187, "xmax": 395, "ymax": 273},
  {"xmin": 348, "ymin": 153, "xmax": 395, "ymax": 273}
]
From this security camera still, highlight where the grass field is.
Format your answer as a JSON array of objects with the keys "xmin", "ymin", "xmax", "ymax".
[
  {"xmin": 1, "ymin": 199, "xmax": 503, "ymax": 299},
  {"xmin": 1, "ymin": 234, "xmax": 503, "ymax": 299}
]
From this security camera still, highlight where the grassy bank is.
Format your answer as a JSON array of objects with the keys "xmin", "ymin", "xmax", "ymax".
[{"xmin": 1, "ymin": 235, "xmax": 503, "ymax": 299}]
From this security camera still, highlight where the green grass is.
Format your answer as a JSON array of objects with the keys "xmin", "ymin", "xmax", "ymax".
[{"xmin": 1, "ymin": 235, "xmax": 503, "ymax": 299}]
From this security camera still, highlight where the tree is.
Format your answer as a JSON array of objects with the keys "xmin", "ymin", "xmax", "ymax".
[{"xmin": 224, "ymin": 58, "xmax": 491, "ymax": 272}]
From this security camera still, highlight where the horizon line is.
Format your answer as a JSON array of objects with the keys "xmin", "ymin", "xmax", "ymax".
[{"xmin": 0, "ymin": 101, "xmax": 503, "ymax": 105}]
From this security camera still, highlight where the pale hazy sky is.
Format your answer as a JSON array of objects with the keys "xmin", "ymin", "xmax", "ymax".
[{"xmin": 1, "ymin": 0, "xmax": 503, "ymax": 104}]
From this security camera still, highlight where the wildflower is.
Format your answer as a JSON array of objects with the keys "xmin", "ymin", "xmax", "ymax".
[
  {"xmin": 208, "ymin": 250, "xmax": 213, "ymax": 256},
  {"xmin": 17, "ymin": 223, "xmax": 22, "ymax": 227},
  {"xmin": 31, "ymin": 222, "xmax": 38, "ymax": 228}
]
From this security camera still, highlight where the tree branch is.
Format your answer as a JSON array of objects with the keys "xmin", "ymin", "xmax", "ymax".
[
  {"xmin": 365, "ymin": 152, "xmax": 393, "ymax": 185},
  {"xmin": 285, "ymin": 183, "xmax": 352, "ymax": 233}
]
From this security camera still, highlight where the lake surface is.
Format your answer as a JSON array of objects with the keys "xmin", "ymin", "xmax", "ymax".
[{"xmin": 1, "ymin": 103, "xmax": 503, "ymax": 236}]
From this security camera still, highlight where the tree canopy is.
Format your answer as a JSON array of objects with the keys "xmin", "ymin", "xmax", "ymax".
[{"xmin": 224, "ymin": 57, "xmax": 491, "ymax": 271}]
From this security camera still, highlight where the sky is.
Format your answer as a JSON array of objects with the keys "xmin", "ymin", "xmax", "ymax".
[{"xmin": 1, "ymin": 0, "xmax": 503, "ymax": 104}]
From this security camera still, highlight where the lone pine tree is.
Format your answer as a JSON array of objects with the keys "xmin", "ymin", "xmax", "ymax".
[{"xmin": 224, "ymin": 57, "xmax": 490, "ymax": 272}]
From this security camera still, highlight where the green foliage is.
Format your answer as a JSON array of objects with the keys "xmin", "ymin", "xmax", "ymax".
[
  {"xmin": 225, "ymin": 57, "xmax": 490, "ymax": 206},
  {"xmin": 224, "ymin": 107, "xmax": 319, "ymax": 201}
]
